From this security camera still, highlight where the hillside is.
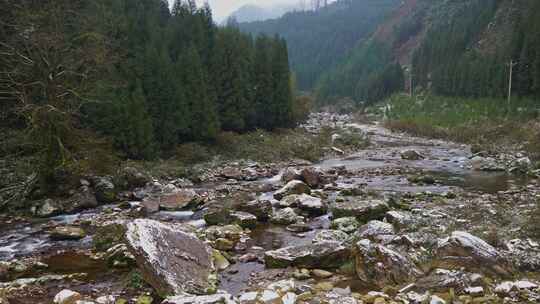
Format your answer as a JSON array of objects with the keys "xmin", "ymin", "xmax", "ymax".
[
  {"xmin": 239, "ymin": 0, "xmax": 401, "ymax": 90},
  {"xmin": 242, "ymin": 0, "xmax": 540, "ymax": 105}
]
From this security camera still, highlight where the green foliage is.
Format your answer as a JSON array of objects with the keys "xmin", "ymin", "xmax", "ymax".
[
  {"xmin": 316, "ymin": 41, "xmax": 403, "ymax": 105},
  {"xmin": 385, "ymin": 94, "xmax": 540, "ymax": 145}
]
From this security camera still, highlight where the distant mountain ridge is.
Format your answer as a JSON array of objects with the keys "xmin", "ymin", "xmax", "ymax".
[{"xmin": 227, "ymin": 4, "xmax": 297, "ymax": 23}]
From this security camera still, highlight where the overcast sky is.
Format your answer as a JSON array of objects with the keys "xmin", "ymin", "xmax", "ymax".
[{"xmin": 194, "ymin": 0, "xmax": 298, "ymax": 21}]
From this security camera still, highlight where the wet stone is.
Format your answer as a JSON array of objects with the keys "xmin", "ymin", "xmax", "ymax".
[
  {"xmin": 125, "ymin": 219, "xmax": 216, "ymax": 296},
  {"xmin": 435, "ymin": 231, "xmax": 513, "ymax": 277},
  {"xmin": 355, "ymin": 239, "xmax": 423, "ymax": 288},
  {"xmin": 313, "ymin": 229, "xmax": 349, "ymax": 244},
  {"xmin": 330, "ymin": 217, "xmax": 360, "ymax": 234},
  {"xmin": 231, "ymin": 211, "xmax": 258, "ymax": 229},
  {"xmin": 264, "ymin": 241, "xmax": 350, "ymax": 269},
  {"xmin": 355, "ymin": 220, "xmax": 395, "ymax": 241},
  {"xmin": 274, "ymin": 180, "xmax": 311, "ymax": 200},
  {"xmin": 163, "ymin": 292, "xmax": 237, "ymax": 304},
  {"xmin": 331, "ymin": 199, "xmax": 389, "ymax": 222},
  {"xmin": 50, "ymin": 226, "xmax": 86, "ymax": 241},
  {"xmin": 270, "ymin": 207, "xmax": 302, "ymax": 225},
  {"xmin": 236, "ymin": 200, "xmax": 273, "ymax": 221}
]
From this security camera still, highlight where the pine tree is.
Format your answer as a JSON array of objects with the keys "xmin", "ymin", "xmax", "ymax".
[
  {"xmin": 115, "ymin": 83, "xmax": 155, "ymax": 159},
  {"xmin": 253, "ymin": 35, "xmax": 275, "ymax": 130},
  {"xmin": 271, "ymin": 37, "xmax": 294, "ymax": 128},
  {"xmin": 177, "ymin": 45, "xmax": 219, "ymax": 141}
]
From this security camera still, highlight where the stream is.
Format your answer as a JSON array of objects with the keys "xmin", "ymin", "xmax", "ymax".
[{"xmin": 1, "ymin": 118, "xmax": 538, "ymax": 303}]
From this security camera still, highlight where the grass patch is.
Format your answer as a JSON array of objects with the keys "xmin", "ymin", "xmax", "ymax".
[{"xmin": 383, "ymin": 94, "xmax": 540, "ymax": 155}]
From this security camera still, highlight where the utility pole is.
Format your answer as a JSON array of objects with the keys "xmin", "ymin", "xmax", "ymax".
[{"xmin": 507, "ymin": 59, "xmax": 517, "ymax": 117}]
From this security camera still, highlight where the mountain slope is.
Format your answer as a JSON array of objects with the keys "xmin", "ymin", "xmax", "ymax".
[{"xmin": 239, "ymin": 0, "xmax": 401, "ymax": 90}]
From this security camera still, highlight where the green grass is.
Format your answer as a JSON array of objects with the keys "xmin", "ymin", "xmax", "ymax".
[{"xmin": 383, "ymin": 94, "xmax": 540, "ymax": 155}]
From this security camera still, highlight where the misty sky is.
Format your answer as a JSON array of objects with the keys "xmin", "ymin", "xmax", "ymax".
[{"xmin": 194, "ymin": 0, "xmax": 298, "ymax": 21}]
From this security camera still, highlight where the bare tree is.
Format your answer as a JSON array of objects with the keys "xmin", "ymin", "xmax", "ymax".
[{"xmin": 0, "ymin": 0, "xmax": 107, "ymax": 196}]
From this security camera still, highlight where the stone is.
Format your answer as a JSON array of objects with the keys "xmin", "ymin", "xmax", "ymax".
[
  {"xmin": 125, "ymin": 219, "xmax": 216, "ymax": 296},
  {"xmin": 35, "ymin": 199, "xmax": 62, "ymax": 217},
  {"xmin": 331, "ymin": 217, "xmax": 360, "ymax": 234},
  {"xmin": 430, "ymin": 295, "xmax": 446, "ymax": 304},
  {"xmin": 300, "ymin": 167, "xmax": 325, "ymax": 188},
  {"xmin": 355, "ymin": 239, "xmax": 422, "ymax": 288},
  {"xmin": 204, "ymin": 206, "xmax": 233, "ymax": 226},
  {"xmin": 157, "ymin": 189, "xmax": 200, "ymax": 211},
  {"xmin": 220, "ymin": 167, "xmax": 244, "ymax": 180},
  {"xmin": 355, "ymin": 220, "xmax": 395, "ymax": 240},
  {"xmin": 93, "ymin": 222, "xmax": 127, "ymax": 251},
  {"xmin": 260, "ymin": 290, "xmax": 280, "ymax": 304},
  {"xmin": 270, "ymin": 208, "xmax": 301, "ymax": 225},
  {"xmin": 312, "ymin": 269, "xmax": 333, "ymax": 278},
  {"xmin": 50, "ymin": 226, "xmax": 86, "ymax": 241},
  {"xmin": 236, "ymin": 200, "xmax": 273, "ymax": 221},
  {"xmin": 511, "ymin": 157, "xmax": 531, "ymax": 172},
  {"xmin": 281, "ymin": 167, "xmax": 302, "ymax": 183},
  {"xmin": 106, "ymin": 243, "xmax": 136, "ymax": 267},
  {"xmin": 400, "ymin": 150, "xmax": 424, "ymax": 160},
  {"xmin": 163, "ymin": 292, "xmax": 237, "ymax": 304},
  {"xmin": 415, "ymin": 269, "xmax": 472, "ymax": 293},
  {"xmin": 274, "ymin": 180, "xmax": 311, "ymax": 200},
  {"xmin": 435, "ymin": 231, "xmax": 512, "ymax": 277},
  {"xmin": 286, "ymin": 222, "xmax": 312, "ymax": 232},
  {"xmin": 96, "ymin": 296, "xmax": 116, "ymax": 304},
  {"xmin": 116, "ymin": 166, "xmax": 150, "ymax": 189},
  {"xmin": 296, "ymin": 194, "xmax": 327, "ymax": 216},
  {"xmin": 238, "ymin": 291, "xmax": 258, "ymax": 304},
  {"xmin": 470, "ymin": 156, "xmax": 504, "ymax": 171},
  {"xmin": 264, "ymin": 241, "xmax": 350, "ymax": 269},
  {"xmin": 93, "ymin": 176, "xmax": 117, "ymax": 204},
  {"xmin": 54, "ymin": 289, "xmax": 82, "ymax": 304},
  {"xmin": 231, "ymin": 211, "xmax": 258, "ymax": 229},
  {"xmin": 205, "ymin": 225, "xmax": 243, "ymax": 243},
  {"xmin": 495, "ymin": 280, "xmax": 538, "ymax": 295},
  {"xmin": 331, "ymin": 199, "xmax": 389, "ymax": 221},
  {"xmin": 465, "ymin": 286, "xmax": 484, "ymax": 297},
  {"xmin": 385, "ymin": 211, "xmax": 413, "ymax": 229},
  {"xmin": 0, "ymin": 262, "xmax": 8, "ymax": 281},
  {"xmin": 313, "ymin": 230, "xmax": 349, "ymax": 244}
]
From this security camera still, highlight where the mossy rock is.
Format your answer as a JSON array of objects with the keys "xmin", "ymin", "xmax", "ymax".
[{"xmin": 93, "ymin": 223, "xmax": 127, "ymax": 251}]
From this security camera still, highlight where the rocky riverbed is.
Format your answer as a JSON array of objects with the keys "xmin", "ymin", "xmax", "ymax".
[{"xmin": 1, "ymin": 113, "xmax": 540, "ymax": 304}]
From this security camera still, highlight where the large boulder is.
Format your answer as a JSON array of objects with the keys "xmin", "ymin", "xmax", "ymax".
[
  {"xmin": 125, "ymin": 219, "xmax": 216, "ymax": 296},
  {"xmin": 236, "ymin": 199, "xmax": 273, "ymax": 221},
  {"xmin": 274, "ymin": 180, "xmax": 311, "ymax": 200},
  {"xmin": 434, "ymin": 231, "xmax": 513, "ymax": 277},
  {"xmin": 264, "ymin": 241, "xmax": 350, "ymax": 269},
  {"xmin": 355, "ymin": 239, "xmax": 423, "ymax": 288},
  {"xmin": 331, "ymin": 199, "xmax": 389, "ymax": 222}
]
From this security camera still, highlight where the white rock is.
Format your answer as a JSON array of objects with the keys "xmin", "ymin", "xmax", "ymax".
[
  {"xmin": 54, "ymin": 290, "xmax": 82, "ymax": 304},
  {"xmin": 281, "ymin": 292, "xmax": 297, "ymax": 304},
  {"xmin": 260, "ymin": 290, "xmax": 281, "ymax": 304},
  {"xmin": 96, "ymin": 295, "xmax": 115, "ymax": 304},
  {"xmin": 430, "ymin": 295, "xmax": 446, "ymax": 304},
  {"xmin": 464, "ymin": 286, "xmax": 484, "ymax": 297},
  {"xmin": 238, "ymin": 291, "xmax": 258, "ymax": 304}
]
